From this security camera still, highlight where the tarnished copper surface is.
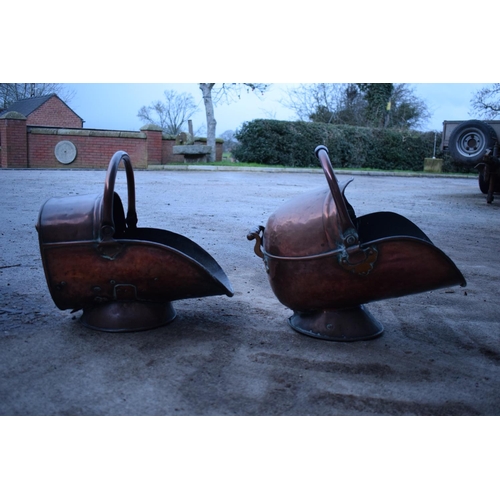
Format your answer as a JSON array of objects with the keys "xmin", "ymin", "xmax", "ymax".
[
  {"xmin": 248, "ymin": 145, "xmax": 466, "ymax": 341},
  {"xmin": 37, "ymin": 151, "xmax": 233, "ymax": 332}
]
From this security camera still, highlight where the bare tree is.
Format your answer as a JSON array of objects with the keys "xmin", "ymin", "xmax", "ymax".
[
  {"xmin": 470, "ymin": 84, "xmax": 500, "ymax": 118},
  {"xmin": 0, "ymin": 83, "xmax": 75, "ymax": 110},
  {"xmin": 389, "ymin": 83, "xmax": 430, "ymax": 130},
  {"xmin": 281, "ymin": 83, "xmax": 352, "ymax": 122},
  {"xmin": 219, "ymin": 130, "xmax": 238, "ymax": 153},
  {"xmin": 199, "ymin": 83, "xmax": 268, "ymax": 161},
  {"xmin": 282, "ymin": 83, "xmax": 429, "ymax": 129},
  {"xmin": 137, "ymin": 90, "xmax": 198, "ymax": 135}
]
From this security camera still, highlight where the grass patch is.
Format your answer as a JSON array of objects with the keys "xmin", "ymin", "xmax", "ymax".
[{"xmin": 196, "ymin": 162, "xmax": 478, "ymax": 176}]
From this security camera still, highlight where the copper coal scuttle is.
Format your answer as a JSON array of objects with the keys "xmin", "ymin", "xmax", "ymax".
[
  {"xmin": 248, "ymin": 145, "xmax": 466, "ymax": 341},
  {"xmin": 36, "ymin": 151, "xmax": 233, "ymax": 332}
]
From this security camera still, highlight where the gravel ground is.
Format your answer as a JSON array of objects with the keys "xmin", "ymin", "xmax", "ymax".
[{"xmin": 1, "ymin": 166, "xmax": 499, "ymax": 415}]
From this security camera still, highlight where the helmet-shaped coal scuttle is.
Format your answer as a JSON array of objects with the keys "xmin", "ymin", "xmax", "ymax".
[
  {"xmin": 248, "ymin": 145, "xmax": 466, "ymax": 341},
  {"xmin": 37, "ymin": 151, "xmax": 233, "ymax": 332}
]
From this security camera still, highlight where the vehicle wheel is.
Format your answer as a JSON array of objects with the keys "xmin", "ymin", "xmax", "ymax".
[
  {"xmin": 478, "ymin": 169, "xmax": 500, "ymax": 194},
  {"xmin": 478, "ymin": 170, "xmax": 489, "ymax": 194},
  {"xmin": 448, "ymin": 120, "xmax": 497, "ymax": 166}
]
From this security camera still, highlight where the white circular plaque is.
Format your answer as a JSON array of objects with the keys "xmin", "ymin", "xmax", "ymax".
[{"xmin": 55, "ymin": 141, "xmax": 77, "ymax": 164}]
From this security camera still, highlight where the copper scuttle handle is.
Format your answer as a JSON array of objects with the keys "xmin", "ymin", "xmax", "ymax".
[
  {"xmin": 315, "ymin": 145, "xmax": 358, "ymax": 246},
  {"xmin": 247, "ymin": 226, "xmax": 265, "ymax": 259},
  {"xmin": 315, "ymin": 145, "xmax": 378, "ymax": 275},
  {"xmin": 101, "ymin": 151, "xmax": 138, "ymax": 241}
]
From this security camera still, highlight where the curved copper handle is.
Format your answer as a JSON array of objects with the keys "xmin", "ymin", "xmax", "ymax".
[
  {"xmin": 100, "ymin": 151, "xmax": 138, "ymax": 239},
  {"xmin": 247, "ymin": 226, "xmax": 265, "ymax": 258},
  {"xmin": 315, "ymin": 145, "xmax": 359, "ymax": 246}
]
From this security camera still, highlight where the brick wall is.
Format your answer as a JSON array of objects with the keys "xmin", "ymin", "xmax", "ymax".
[
  {"xmin": 27, "ymin": 96, "xmax": 83, "ymax": 128},
  {"xmin": 0, "ymin": 115, "xmax": 28, "ymax": 168},
  {"xmin": 27, "ymin": 128, "xmax": 148, "ymax": 168},
  {"xmin": 144, "ymin": 126, "xmax": 163, "ymax": 165},
  {"xmin": 0, "ymin": 117, "xmax": 223, "ymax": 168}
]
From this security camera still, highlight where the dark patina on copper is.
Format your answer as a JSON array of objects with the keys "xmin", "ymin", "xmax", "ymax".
[
  {"xmin": 36, "ymin": 151, "xmax": 233, "ymax": 332},
  {"xmin": 248, "ymin": 145, "xmax": 466, "ymax": 341}
]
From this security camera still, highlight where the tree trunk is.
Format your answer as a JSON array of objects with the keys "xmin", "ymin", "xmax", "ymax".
[{"xmin": 199, "ymin": 83, "xmax": 217, "ymax": 162}]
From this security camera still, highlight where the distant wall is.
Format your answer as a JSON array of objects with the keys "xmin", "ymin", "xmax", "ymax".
[
  {"xmin": 0, "ymin": 114, "xmax": 28, "ymax": 168},
  {"xmin": 0, "ymin": 117, "xmax": 223, "ymax": 168},
  {"xmin": 27, "ymin": 128, "xmax": 149, "ymax": 168}
]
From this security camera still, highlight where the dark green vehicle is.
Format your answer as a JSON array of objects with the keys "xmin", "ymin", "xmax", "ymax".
[{"xmin": 442, "ymin": 119, "xmax": 500, "ymax": 203}]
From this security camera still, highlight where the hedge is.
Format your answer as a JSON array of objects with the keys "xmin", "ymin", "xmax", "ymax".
[{"xmin": 233, "ymin": 119, "xmax": 471, "ymax": 173}]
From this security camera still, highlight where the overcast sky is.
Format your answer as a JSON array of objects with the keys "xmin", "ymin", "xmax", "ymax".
[
  {"xmin": 63, "ymin": 82, "xmax": 488, "ymax": 136},
  {"xmin": 6, "ymin": 4, "xmax": 495, "ymax": 138}
]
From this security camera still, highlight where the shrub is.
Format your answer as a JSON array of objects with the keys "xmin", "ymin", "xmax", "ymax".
[{"xmin": 234, "ymin": 119, "xmax": 470, "ymax": 172}]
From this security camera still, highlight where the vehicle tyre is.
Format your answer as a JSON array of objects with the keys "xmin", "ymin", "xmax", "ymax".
[
  {"xmin": 448, "ymin": 120, "xmax": 497, "ymax": 166},
  {"xmin": 478, "ymin": 169, "xmax": 489, "ymax": 194},
  {"xmin": 478, "ymin": 169, "xmax": 500, "ymax": 194}
]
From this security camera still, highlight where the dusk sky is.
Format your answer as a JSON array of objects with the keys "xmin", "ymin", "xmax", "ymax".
[
  {"xmin": 63, "ymin": 82, "xmax": 490, "ymax": 136},
  {"xmin": 6, "ymin": 2, "xmax": 495, "ymax": 138}
]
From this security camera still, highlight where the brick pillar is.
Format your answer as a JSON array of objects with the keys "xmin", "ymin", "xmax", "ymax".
[
  {"xmin": 141, "ymin": 124, "xmax": 163, "ymax": 166},
  {"xmin": 0, "ymin": 112, "xmax": 28, "ymax": 168}
]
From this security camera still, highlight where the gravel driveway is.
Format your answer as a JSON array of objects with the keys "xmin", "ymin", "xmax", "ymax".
[{"xmin": 1, "ymin": 166, "xmax": 499, "ymax": 415}]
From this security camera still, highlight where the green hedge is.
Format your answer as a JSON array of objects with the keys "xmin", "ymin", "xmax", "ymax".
[{"xmin": 233, "ymin": 119, "xmax": 471, "ymax": 173}]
